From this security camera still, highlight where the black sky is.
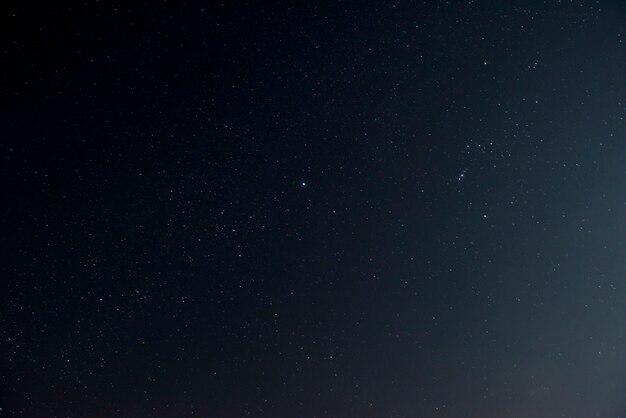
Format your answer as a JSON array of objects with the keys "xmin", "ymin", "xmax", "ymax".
[{"xmin": 2, "ymin": 1, "xmax": 626, "ymax": 417}]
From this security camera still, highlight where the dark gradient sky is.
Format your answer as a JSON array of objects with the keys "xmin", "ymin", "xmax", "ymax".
[{"xmin": 2, "ymin": 1, "xmax": 626, "ymax": 417}]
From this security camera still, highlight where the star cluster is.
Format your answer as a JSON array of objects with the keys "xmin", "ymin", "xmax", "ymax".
[{"xmin": 2, "ymin": 1, "xmax": 626, "ymax": 417}]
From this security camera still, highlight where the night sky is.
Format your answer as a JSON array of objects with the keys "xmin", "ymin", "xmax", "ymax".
[{"xmin": 2, "ymin": 1, "xmax": 626, "ymax": 417}]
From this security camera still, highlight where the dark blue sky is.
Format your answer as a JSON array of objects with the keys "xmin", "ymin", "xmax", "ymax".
[{"xmin": 2, "ymin": 1, "xmax": 625, "ymax": 417}]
